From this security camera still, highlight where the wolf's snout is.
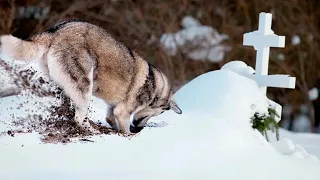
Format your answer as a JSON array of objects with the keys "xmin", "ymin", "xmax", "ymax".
[{"xmin": 130, "ymin": 125, "xmax": 144, "ymax": 133}]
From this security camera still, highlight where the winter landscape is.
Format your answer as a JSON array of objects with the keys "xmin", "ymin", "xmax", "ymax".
[
  {"xmin": 1, "ymin": 1, "xmax": 320, "ymax": 180},
  {"xmin": 1, "ymin": 59, "xmax": 320, "ymax": 179}
]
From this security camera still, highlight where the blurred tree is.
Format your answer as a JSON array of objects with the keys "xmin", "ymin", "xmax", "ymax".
[{"xmin": 0, "ymin": 0, "xmax": 15, "ymax": 34}]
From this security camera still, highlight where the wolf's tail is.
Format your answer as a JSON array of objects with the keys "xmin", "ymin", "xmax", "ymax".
[{"xmin": 0, "ymin": 35, "xmax": 45, "ymax": 62}]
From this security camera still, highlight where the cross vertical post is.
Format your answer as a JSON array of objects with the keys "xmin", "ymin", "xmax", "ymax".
[
  {"xmin": 255, "ymin": 48, "xmax": 270, "ymax": 94},
  {"xmin": 255, "ymin": 13, "xmax": 273, "ymax": 93}
]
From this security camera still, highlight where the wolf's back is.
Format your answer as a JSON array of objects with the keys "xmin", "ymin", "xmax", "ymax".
[{"xmin": 0, "ymin": 35, "xmax": 45, "ymax": 62}]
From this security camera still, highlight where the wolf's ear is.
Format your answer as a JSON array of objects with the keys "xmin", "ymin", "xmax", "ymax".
[{"xmin": 170, "ymin": 101, "xmax": 182, "ymax": 114}]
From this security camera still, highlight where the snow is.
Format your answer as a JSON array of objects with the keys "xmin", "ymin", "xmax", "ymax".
[
  {"xmin": 160, "ymin": 16, "xmax": 230, "ymax": 62},
  {"xmin": 221, "ymin": 61, "xmax": 286, "ymax": 122},
  {"xmin": 271, "ymin": 138, "xmax": 296, "ymax": 154},
  {"xmin": 1, "ymin": 61, "xmax": 320, "ymax": 179},
  {"xmin": 277, "ymin": 53, "xmax": 285, "ymax": 61},
  {"xmin": 279, "ymin": 129, "xmax": 320, "ymax": 158},
  {"xmin": 270, "ymin": 137, "xmax": 318, "ymax": 161},
  {"xmin": 309, "ymin": 87, "xmax": 318, "ymax": 101},
  {"xmin": 221, "ymin": 60, "xmax": 255, "ymax": 77},
  {"xmin": 292, "ymin": 35, "xmax": 301, "ymax": 45}
]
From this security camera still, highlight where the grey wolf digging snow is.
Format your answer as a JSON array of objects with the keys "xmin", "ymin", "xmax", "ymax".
[{"xmin": 0, "ymin": 19, "xmax": 182, "ymax": 135}]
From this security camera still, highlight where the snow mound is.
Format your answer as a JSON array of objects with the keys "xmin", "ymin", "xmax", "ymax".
[
  {"xmin": 221, "ymin": 60, "xmax": 255, "ymax": 77},
  {"xmin": 160, "ymin": 16, "xmax": 231, "ymax": 62},
  {"xmin": 0, "ymin": 61, "xmax": 319, "ymax": 179}
]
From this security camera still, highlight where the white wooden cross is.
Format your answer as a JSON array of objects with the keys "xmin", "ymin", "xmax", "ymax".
[{"xmin": 243, "ymin": 12, "xmax": 296, "ymax": 122}]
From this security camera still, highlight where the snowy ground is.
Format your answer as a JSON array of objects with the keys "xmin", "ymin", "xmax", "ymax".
[
  {"xmin": 279, "ymin": 129, "xmax": 320, "ymax": 158},
  {"xmin": 0, "ymin": 62, "xmax": 320, "ymax": 180}
]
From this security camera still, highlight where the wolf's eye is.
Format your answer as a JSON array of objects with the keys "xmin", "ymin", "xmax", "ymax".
[{"xmin": 149, "ymin": 96, "xmax": 159, "ymax": 107}]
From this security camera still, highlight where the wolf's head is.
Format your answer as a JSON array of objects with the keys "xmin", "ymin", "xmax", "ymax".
[{"xmin": 132, "ymin": 89, "xmax": 182, "ymax": 132}]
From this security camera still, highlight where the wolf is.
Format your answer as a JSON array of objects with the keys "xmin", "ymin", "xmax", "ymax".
[{"xmin": 0, "ymin": 19, "xmax": 182, "ymax": 135}]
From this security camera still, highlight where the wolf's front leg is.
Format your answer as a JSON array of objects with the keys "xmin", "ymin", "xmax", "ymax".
[{"xmin": 47, "ymin": 45, "xmax": 99, "ymax": 135}]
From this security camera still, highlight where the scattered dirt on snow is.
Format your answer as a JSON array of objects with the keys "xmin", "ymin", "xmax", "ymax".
[
  {"xmin": 7, "ymin": 96, "xmax": 121, "ymax": 144},
  {"xmin": 0, "ymin": 59, "xmax": 122, "ymax": 144}
]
